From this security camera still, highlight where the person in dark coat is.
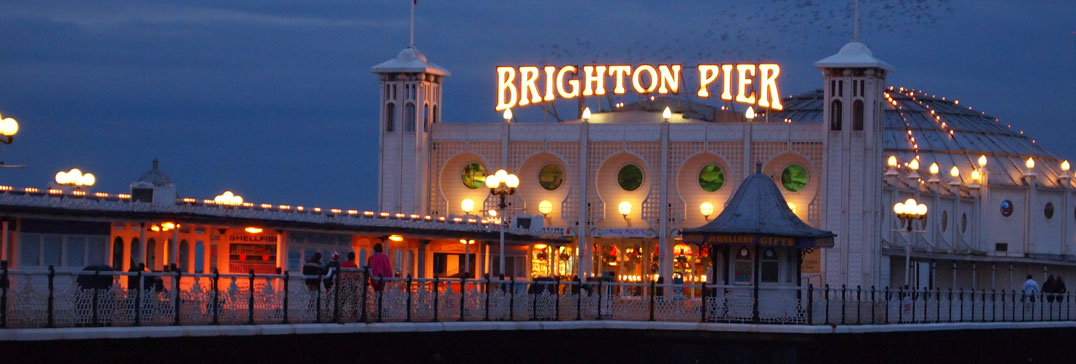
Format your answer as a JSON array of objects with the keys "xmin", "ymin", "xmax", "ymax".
[
  {"xmin": 303, "ymin": 253, "xmax": 324, "ymax": 292},
  {"xmin": 1044, "ymin": 275, "xmax": 1057, "ymax": 302},
  {"xmin": 1056, "ymin": 277, "xmax": 1068, "ymax": 303},
  {"xmin": 323, "ymin": 252, "xmax": 341, "ymax": 291}
]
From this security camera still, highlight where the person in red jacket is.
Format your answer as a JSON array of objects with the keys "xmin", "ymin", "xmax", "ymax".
[{"xmin": 367, "ymin": 243, "xmax": 393, "ymax": 292}]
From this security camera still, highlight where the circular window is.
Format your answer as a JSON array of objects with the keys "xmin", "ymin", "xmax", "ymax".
[
  {"xmin": 698, "ymin": 164, "xmax": 725, "ymax": 192},
  {"xmin": 941, "ymin": 211, "xmax": 948, "ymax": 232},
  {"xmin": 1000, "ymin": 200, "xmax": 1014, "ymax": 217},
  {"xmin": 1045, "ymin": 202, "xmax": 1055, "ymax": 219},
  {"xmin": 461, "ymin": 163, "xmax": 486, "ymax": 189},
  {"xmin": 617, "ymin": 164, "xmax": 644, "ymax": 191},
  {"xmin": 538, "ymin": 164, "xmax": 564, "ymax": 191},
  {"xmin": 781, "ymin": 164, "xmax": 809, "ymax": 192}
]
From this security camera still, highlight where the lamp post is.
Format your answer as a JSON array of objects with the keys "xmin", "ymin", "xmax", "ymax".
[
  {"xmin": 54, "ymin": 168, "xmax": 96, "ymax": 189},
  {"xmin": 894, "ymin": 198, "xmax": 928, "ymax": 286},
  {"xmin": 485, "ymin": 169, "xmax": 519, "ymax": 276}
]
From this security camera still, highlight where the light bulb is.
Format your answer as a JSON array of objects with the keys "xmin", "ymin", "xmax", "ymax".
[
  {"xmin": 460, "ymin": 198, "xmax": 475, "ymax": 213},
  {"xmin": 502, "ymin": 108, "xmax": 513, "ymax": 122},
  {"xmin": 887, "ymin": 156, "xmax": 897, "ymax": 167},
  {"xmin": 618, "ymin": 201, "xmax": 632, "ymax": 216},
  {"xmin": 949, "ymin": 166, "xmax": 959, "ymax": 178},
  {"xmin": 978, "ymin": 155, "xmax": 988, "ymax": 167},
  {"xmin": 662, "ymin": 106, "xmax": 672, "ymax": 120},
  {"xmin": 1025, "ymin": 157, "xmax": 1035, "ymax": 169},
  {"xmin": 929, "ymin": 162, "xmax": 939, "ymax": 175},
  {"xmin": 699, "ymin": 202, "xmax": 714, "ymax": 217},
  {"xmin": 538, "ymin": 200, "xmax": 553, "ymax": 215},
  {"xmin": 582, "ymin": 107, "xmax": 591, "ymax": 121}
]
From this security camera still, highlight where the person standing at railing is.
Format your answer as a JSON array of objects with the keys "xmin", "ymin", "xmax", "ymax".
[
  {"xmin": 1044, "ymin": 275, "xmax": 1057, "ymax": 303},
  {"xmin": 1056, "ymin": 277, "xmax": 1067, "ymax": 303},
  {"xmin": 1022, "ymin": 275, "xmax": 1039, "ymax": 303},
  {"xmin": 303, "ymin": 253, "xmax": 324, "ymax": 292},
  {"xmin": 323, "ymin": 252, "xmax": 341, "ymax": 292},
  {"xmin": 367, "ymin": 243, "xmax": 392, "ymax": 292}
]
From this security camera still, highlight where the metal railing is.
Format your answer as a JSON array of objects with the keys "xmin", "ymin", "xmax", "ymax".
[{"xmin": 0, "ymin": 263, "xmax": 1071, "ymax": 328}]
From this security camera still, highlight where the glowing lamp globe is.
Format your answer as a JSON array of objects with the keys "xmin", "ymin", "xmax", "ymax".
[
  {"xmin": 618, "ymin": 201, "xmax": 632, "ymax": 217},
  {"xmin": 699, "ymin": 202, "xmax": 714, "ymax": 217},
  {"xmin": 887, "ymin": 156, "xmax": 898, "ymax": 168},
  {"xmin": 1025, "ymin": 157, "xmax": 1035, "ymax": 169},
  {"xmin": 538, "ymin": 200, "xmax": 553, "ymax": 215},
  {"xmin": 460, "ymin": 198, "xmax": 475, "ymax": 213},
  {"xmin": 949, "ymin": 166, "xmax": 959, "ymax": 178},
  {"xmin": 582, "ymin": 107, "xmax": 592, "ymax": 121},
  {"xmin": 929, "ymin": 162, "xmax": 939, "ymax": 175}
]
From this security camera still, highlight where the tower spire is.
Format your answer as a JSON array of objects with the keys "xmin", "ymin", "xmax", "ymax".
[
  {"xmin": 852, "ymin": 0, "xmax": 860, "ymax": 42},
  {"xmin": 410, "ymin": 0, "xmax": 415, "ymax": 47}
]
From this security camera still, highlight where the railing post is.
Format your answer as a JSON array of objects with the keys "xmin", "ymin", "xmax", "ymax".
[
  {"xmin": 936, "ymin": 287, "xmax": 941, "ymax": 323},
  {"xmin": 360, "ymin": 267, "xmax": 369, "ymax": 323},
  {"xmin": 554, "ymin": 277, "xmax": 561, "ymax": 321},
  {"xmin": 700, "ymin": 281, "xmax": 707, "ymax": 323},
  {"xmin": 315, "ymin": 272, "xmax": 322, "ymax": 323},
  {"xmin": 173, "ymin": 268, "xmax": 181, "ymax": 325},
  {"xmin": 649, "ymin": 279, "xmax": 656, "ymax": 322},
  {"xmin": 883, "ymin": 286, "xmax": 890, "ymax": 324},
  {"xmin": 870, "ymin": 286, "xmax": 876, "ymax": 325},
  {"xmin": 92, "ymin": 270, "xmax": 100, "ymax": 327},
  {"xmin": 577, "ymin": 277, "xmax": 583, "ymax": 321},
  {"xmin": 982, "ymin": 290, "xmax": 987, "ymax": 322},
  {"xmin": 483, "ymin": 274, "xmax": 490, "ymax": 322},
  {"xmin": 948, "ymin": 288, "xmax": 953, "ymax": 323},
  {"xmin": 211, "ymin": 268, "xmax": 219, "ymax": 325},
  {"xmin": 47, "ymin": 265, "xmax": 55, "ymax": 328},
  {"xmin": 824, "ymin": 284, "xmax": 830, "ymax": 325},
  {"xmin": 807, "ymin": 284, "xmax": 814, "ymax": 325},
  {"xmin": 910, "ymin": 287, "xmax": 916, "ymax": 323},
  {"xmin": 282, "ymin": 271, "xmax": 290, "ymax": 324},
  {"xmin": 959, "ymin": 288, "xmax": 964, "ymax": 322},
  {"xmin": 432, "ymin": 275, "xmax": 439, "ymax": 322},
  {"xmin": 840, "ymin": 284, "xmax": 846, "ymax": 325},
  {"xmin": 377, "ymin": 276, "xmax": 385, "ymax": 323},
  {"xmin": 248, "ymin": 269, "xmax": 255, "ymax": 325},
  {"xmin": 459, "ymin": 275, "xmax": 467, "ymax": 322},
  {"xmin": 897, "ymin": 286, "xmax": 903, "ymax": 324},
  {"xmin": 333, "ymin": 268, "xmax": 341, "ymax": 323},
  {"xmin": 856, "ymin": 285, "xmax": 861, "ymax": 324},
  {"xmin": 508, "ymin": 276, "xmax": 514, "ymax": 321},
  {"xmin": 970, "ymin": 289, "xmax": 975, "ymax": 323},
  {"xmin": 531, "ymin": 280, "xmax": 538, "ymax": 321},
  {"xmin": 0, "ymin": 261, "xmax": 7, "ymax": 328},
  {"xmin": 596, "ymin": 279, "xmax": 603, "ymax": 321},
  {"xmin": 407, "ymin": 274, "xmax": 413, "ymax": 322},
  {"xmin": 136, "ymin": 270, "xmax": 144, "ymax": 326}
]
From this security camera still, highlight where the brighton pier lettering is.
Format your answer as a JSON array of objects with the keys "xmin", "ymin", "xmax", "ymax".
[{"xmin": 495, "ymin": 64, "xmax": 783, "ymax": 111}]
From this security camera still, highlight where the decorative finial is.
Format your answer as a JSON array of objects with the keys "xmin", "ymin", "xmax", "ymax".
[
  {"xmin": 410, "ymin": 0, "xmax": 416, "ymax": 47},
  {"xmin": 853, "ymin": 0, "xmax": 859, "ymax": 42},
  {"xmin": 152, "ymin": 158, "xmax": 159, "ymax": 170}
]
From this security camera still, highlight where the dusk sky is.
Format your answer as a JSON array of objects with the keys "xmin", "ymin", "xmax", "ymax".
[{"xmin": 0, "ymin": 0, "xmax": 1071, "ymax": 209}]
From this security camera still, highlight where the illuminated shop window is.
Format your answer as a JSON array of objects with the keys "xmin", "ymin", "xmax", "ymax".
[
  {"xmin": 539, "ymin": 164, "xmax": 564, "ymax": 191},
  {"xmin": 1044, "ymin": 202, "xmax": 1054, "ymax": 219},
  {"xmin": 1000, "ymin": 200, "xmax": 1014, "ymax": 217},
  {"xmin": 698, "ymin": 164, "xmax": 725, "ymax": 192},
  {"xmin": 461, "ymin": 163, "xmax": 487, "ymax": 189},
  {"xmin": 617, "ymin": 164, "xmax": 643, "ymax": 191},
  {"xmin": 781, "ymin": 164, "xmax": 809, "ymax": 192}
]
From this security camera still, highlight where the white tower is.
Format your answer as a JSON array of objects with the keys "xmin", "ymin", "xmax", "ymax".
[
  {"xmin": 371, "ymin": 47, "xmax": 450, "ymax": 214},
  {"xmin": 815, "ymin": 42, "xmax": 893, "ymax": 288}
]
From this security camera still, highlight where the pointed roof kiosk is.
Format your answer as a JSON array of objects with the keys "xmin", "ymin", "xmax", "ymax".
[{"xmin": 682, "ymin": 164, "xmax": 835, "ymax": 323}]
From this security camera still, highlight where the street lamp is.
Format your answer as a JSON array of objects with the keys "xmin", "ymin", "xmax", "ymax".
[
  {"xmin": 55, "ymin": 168, "xmax": 96, "ymax": 188},
  {"xmin": 0, "ymin": 115, "xmax": 18, "ymax": 144},
  {"xmin": 485, "ymin": 169, "xmax": 519, "ymax": 276},
  {"xmin": 893, "ymin": 198, "xmax": 928, "ymax": 286}
]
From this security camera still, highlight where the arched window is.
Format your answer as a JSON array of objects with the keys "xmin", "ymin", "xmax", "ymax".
[
  {"xmin": 432, "ymin": 105, "xmax": 439, "ymax": 123},
  {"xmin": 423, "ymin": 104, "xmax": 430, "ymax": 132},
  {"xmin": 130, "ymin": 238, "xmax": 140, "ymax": 268},
  {"xmin": 179, "ymin": 240, "xmax": 189, "ymax": 272},
  {"xmin": 112, "ymin": 237, "xmax": 124, "ymax": 270},
  {"xmin": 405, "ymin": 103, "xmax": 416, "ymax": 132},
  {"xmin": 385, "ymin": 103, "xmax": 395, "ymax": 132},
  {"xmin": 853, "ymin": 99, "xmax": 864, "ymax": 131},
  {"xmin": 830, "ymin": 100, "xmax": 842, "ymax": 131},
  {"xmin": 146, "ymin": 238, "xmax": 157, "ymax": 270},
  {"xmin": 194, "ymin": 241, "xmax": 205, "ymax": 273}
]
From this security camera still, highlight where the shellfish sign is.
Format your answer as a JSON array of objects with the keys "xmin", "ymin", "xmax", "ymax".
[{"xmin": 495, "ymin": 64, "xmax": 783, "ymax": 111}]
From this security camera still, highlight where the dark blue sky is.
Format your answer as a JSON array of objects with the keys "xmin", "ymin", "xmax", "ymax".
[{"xmin": 0, "ymin": 0, "xmax": 1071, "ymax": 209}]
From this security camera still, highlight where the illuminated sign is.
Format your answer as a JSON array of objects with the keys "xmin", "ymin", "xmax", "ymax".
[{"xmin": 496, "ymin": 64, "xmax": 783, "ymax": 111}]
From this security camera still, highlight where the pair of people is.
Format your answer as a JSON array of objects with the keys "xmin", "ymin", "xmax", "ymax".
[
  {"xmin": 1043, "ymin": 275, "xmax": 1068, "ymax": 303},
  {"xmin": 302, "ymin": 243, "xmax": 393, "ymax": 293}
]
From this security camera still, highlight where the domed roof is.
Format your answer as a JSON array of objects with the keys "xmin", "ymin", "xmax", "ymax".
[
  {"xmin": 815, "ymin": 41, "xmax": 894, "ymax": 72},
  {"xmin": 770, "ymin": 88, "xmax": 1067, "ymax": 187},
  {"xmin": 136, "ymin": 159, "xmax": 173, "ymax": 187},
  {"xmin": 370, "ymin": 46, "xmax": 451, "ymax": 76}
]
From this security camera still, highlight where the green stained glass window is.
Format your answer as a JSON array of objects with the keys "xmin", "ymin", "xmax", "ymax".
[
  {"xmin": 617, "ymin": 164, "xmax": 643, "ymax": 191},
  {"xmin": 780, "ymin": 164, "xmax": 809, "ymax": 192},
  {"xmin": 461, "ymin": 163, "xmax": 486, "ymax": 189},
  {"xmin": 698, "ymin": 165, "xmax": 725, "ymax": 192},
  {"xmin": 539, "ymin": 164, "xmax": 564, "ymax": 191}
]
